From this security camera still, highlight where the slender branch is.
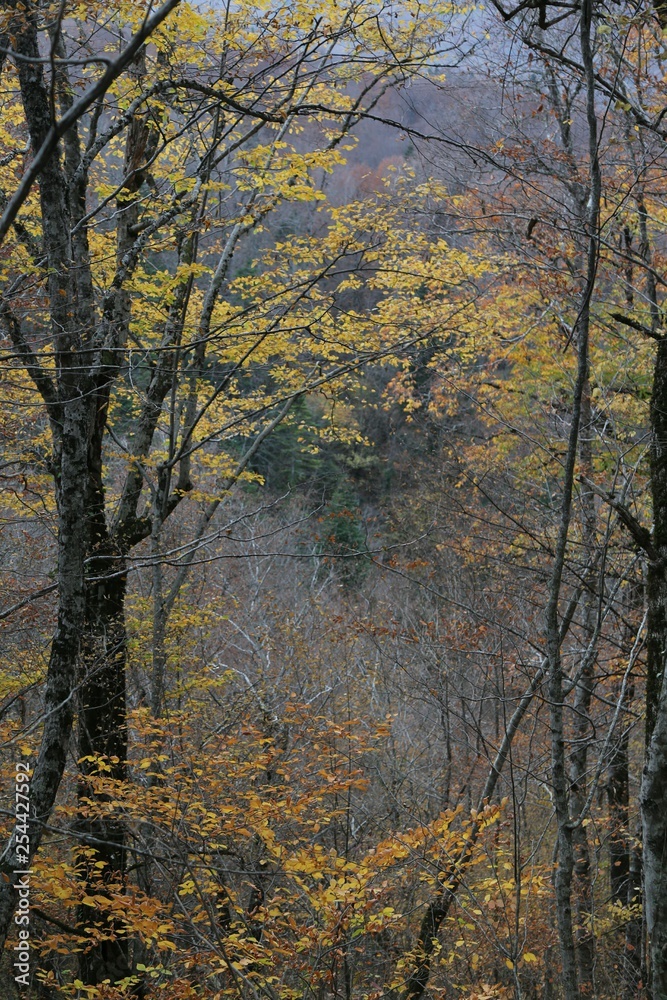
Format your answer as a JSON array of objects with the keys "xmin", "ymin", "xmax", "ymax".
[
  {"xmin": 0, "ymin": 0, "xmax": 182, "ymax": 245},
  {"xmin": 0, "ymin": 296, "xmax": 58, "ymax": 411},
  {"xmin": 0, "ymin": 584, "xmax": 58, "ymax": 623}
]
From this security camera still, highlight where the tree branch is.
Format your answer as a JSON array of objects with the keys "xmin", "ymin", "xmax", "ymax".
[
  {"xmin": 611, "ymin": 311, "xmax": 663, "ymax": 342},
  {"xmin": 0, "ymin": 296, "xmax": 58, "ymax": 411},
  {"xmin": 0, "ymin": 0, "xmax": 182, "ymax": 245},
  {"xmin": 579, "ymin": 475, "xmax": 656, "ymax": 560}
]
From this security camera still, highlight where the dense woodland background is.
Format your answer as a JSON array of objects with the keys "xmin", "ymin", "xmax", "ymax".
[{"xmin": 2, "ymin": 0, "xmax": 667, "ymax": 997}]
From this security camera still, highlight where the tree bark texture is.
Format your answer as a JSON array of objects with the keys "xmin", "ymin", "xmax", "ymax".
[
  {"xmin": 0, "ymin": 16, "xmax": 155, "ymax": 986},
  {"xmin": 642, "ymin": 335, "xmax": 667, "ymax": 999},
  {"xmin": 543, "ymin": 0, "xmax": 600, "ymax": 991},
  {"xmin": 0, "ymin": 1, "xmax": 89, "ymax": 948},
  {"xmin": 569, "ymin": 379, "xmax": 597, "ymax": 995}
]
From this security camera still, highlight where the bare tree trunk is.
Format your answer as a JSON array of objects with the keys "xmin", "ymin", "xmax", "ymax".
[
  {"xmin": 0, "ymin": 395, "xmax": 89, "ymax": 946},
  {"xmin": 608, "ymin": 685, "xmax": 632, "ymax": 906},
  {"xmin": 569, "ymin": 380, "xmax": 597, "ymax": 996},
  {"xmin": 544, "ymin": 2, "xmax": 600, "ymax": 996},
  {"xmin": 0, "ymin": 1, "xmax": 89, "ymax": 949},
  {"xmin": 634, "ymin": 125, "xmax": 667, "ymax": 1000},
  {"xmin": 642, "ymin": 336, "xmax": 667, "ymax": 997},
  {"xmin": 625, "ymin": 827, "xmax": 643, "ymax": 998},
  {"xmin": 74, "ymin": 52, "xmax": 152, "ymax": 983},
  {"xmin": 642, "ymin": 652, "xmax": 667, "ymax": 999},
  {"xmin": 77, "ymin": 553, "xmax": 130, "ymax": 985},
  {"xmin": 607, "ymin": 629, "xmax": 640, "ymax": 998},
  {"xmin": 77, "ymin": 352, "xmax": 131, "ymax": 982}
]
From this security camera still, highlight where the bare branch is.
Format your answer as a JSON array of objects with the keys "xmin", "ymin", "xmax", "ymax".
[{"xmin": 0, "ymin": 0, "xmax": 182, "ymax": 245}]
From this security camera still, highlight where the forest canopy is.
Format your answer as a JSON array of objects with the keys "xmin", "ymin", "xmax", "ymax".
[{"xmin": 1, "ymin": 0, "xmax": 667, "ymax": 998}]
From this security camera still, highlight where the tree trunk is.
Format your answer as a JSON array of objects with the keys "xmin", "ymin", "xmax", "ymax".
[
  {"xmin": 641, "ymin": 681, "xmax": 667, "ymax": 999},
  {"xmin": 624, "ymin": 828, "xmax": 643, "ymax": 998},
  {"xmin": 607, "ymin": 666, "xmax": 642, "ymax": 997},
  {"xmin": 608, "ymin": 684, "xmax": 632, "ymax": 907},
  {"xmin": 73, "ymin": 55, "xmax": 151, "ymax": 981},
  {"xmin": 0, "ymin": 395, "xmax": 89, "ymax": 946},
  {"xmin": 568, "ymin": 379, "xmax": 597, "ymax": 996},
  {"xmin": 0, "ymin": 1, "xmax": 89, "ymax": 949},
  {"xmin": 642, "ymin": 314, "xmax": 667, "ymax": 1000},
  {"xmin": 77, "ymin": 539, "xmax": 130, "ymax": 985},
  {"xmin": 545, "ymin": 2, "xmax": 600, "ymax": 994}
]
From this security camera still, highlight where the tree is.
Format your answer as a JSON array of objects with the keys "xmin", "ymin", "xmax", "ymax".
[{"xmin": 0, "ymin": 0, "xmax": 478, "ymax": 985}]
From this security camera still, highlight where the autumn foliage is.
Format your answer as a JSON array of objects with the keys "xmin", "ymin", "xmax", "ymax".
[{"xmin": 4, "ymin": 0, "xmax": 667, "ymax": 997}]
